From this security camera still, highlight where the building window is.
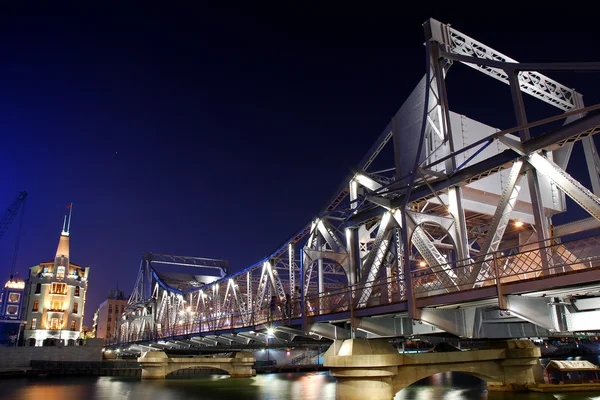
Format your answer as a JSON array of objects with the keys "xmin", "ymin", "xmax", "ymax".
[
  {"xmin": 50, "ymin": 282, "xmax": 67, "ymax": 294},
  {"xmin": 56, "ymin": 266, "xmax": 65, "ymax": 279},
  {"xmin": 74, "ymin": 286, "xmax": 80, "ymax": 296},
  {"xmin": 70, "ymin": 321, "xmax": 76, "ymax": 331},
  {"xmin": 49, "ymin": 300, "xmax": 63, "ymax": 311},
  {"xmin": 8, "ymin": 293, "xmax": 20, "ymax": 303},
  {"xmin": 32, "ymin": 300, "xmax": 39, "ymax": 312},
  {"xmin": 108, "ymin": 315, "xmax": 112, "ymax": 322},
  {"xmin": 6, "ymin": 305, "xmax": 18, "ymax": 315},
  {"xmin": 31, "ymin": 318, "xmax": 37, "ymax": 329},
  {"xmin": 72, "ymin": 302, "xmax": 78, "ymax": 314},
  {"xmin": 42, "ymin": 267, "xmax": 48, "ymax": 274},
  {"xmin": 108, "ymin": 304, "xmax": 112, "ymax": 313},
  {"xmin": 35, "ymin": 283, "xmax": 41, "ymax": 294},
  {"xmin": 50, "ymin": 318, "xmax": 61, "ymax": 330},
  {"xmin": 107, "ymin": 324, "xmax": 111, "ymax": 333}
]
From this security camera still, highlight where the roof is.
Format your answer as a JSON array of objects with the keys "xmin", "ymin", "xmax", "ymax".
[
  {"xmin": 545, "ymin": 360, "xmax": 600, "ymax": 372},
  {"xmin": 155, "ymin": 271, "xmax": 221, "ymax": 292},
  {"xmin": 37, "ymin": 260, "xmax": 83, "ymax": 268}
]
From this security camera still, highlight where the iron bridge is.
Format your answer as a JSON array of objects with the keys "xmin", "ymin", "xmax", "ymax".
[{"xmin": 112, "ymin": 18, "xmax": 600, "ymax": 355}]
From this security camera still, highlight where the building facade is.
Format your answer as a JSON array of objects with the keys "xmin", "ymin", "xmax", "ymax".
[
  {"xmin": 22, "ymin": 215, "xmax": 90, "ymax": 346},
  {"xmin": 94, "ymin": 288, "xmax": 127, "ymax": 344},
  {"xmin": 0, "ymin": 275, "xmax": 26, "ymax": 345}
]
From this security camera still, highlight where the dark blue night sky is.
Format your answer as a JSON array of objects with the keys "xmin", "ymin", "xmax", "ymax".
[{"xmin": 0, "ymin": 8, "xmax": 599, "ymax": 326}]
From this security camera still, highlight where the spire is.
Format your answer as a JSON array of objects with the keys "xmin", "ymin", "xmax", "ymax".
[
  {"xmin": 67, "ymin": 203, "xmax": 73, "ymax": 234},
  {"xmin": 55, "ymin": 205, "xmax": 72, "ymax": 262},
  {"xmin": 62, "ymin": 203, "xmax": 73, "ymax": 236}
]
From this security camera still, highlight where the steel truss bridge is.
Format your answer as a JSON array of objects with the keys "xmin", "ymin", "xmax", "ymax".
[{"xmin": 114, "ymin": 18, "xmax": 600, "ymax": 355}]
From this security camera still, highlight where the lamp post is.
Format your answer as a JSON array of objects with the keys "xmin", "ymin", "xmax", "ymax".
[{"xmin": 16, "ymin": 320, "xmax": 26, "ymax": 347}]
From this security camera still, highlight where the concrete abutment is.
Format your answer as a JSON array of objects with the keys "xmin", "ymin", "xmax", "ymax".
[{"xmin": 324, "ymin": 338, "xmax": 541, "ymax": 400}]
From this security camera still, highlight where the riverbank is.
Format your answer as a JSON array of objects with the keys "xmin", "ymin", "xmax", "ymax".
[{"xmin": 529, "ymin": 383, "xmax": 600, "ymax": 392}]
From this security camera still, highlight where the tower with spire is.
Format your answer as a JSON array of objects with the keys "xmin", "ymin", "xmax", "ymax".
[{"xmin": 22, "ymin": 204, "xmax": 91, "ymax": 346}]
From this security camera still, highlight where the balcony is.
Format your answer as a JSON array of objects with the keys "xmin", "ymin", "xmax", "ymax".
[{"xmin": 47, "ymin": 308, "xmax": 65, "ymax": 313}]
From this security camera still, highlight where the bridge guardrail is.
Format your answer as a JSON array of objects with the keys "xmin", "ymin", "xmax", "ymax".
[
  {"xmin": 112, "ymin": 232, "xmax": 600, "ymax": 346},
  {"xmin": 411, "ymin": 233, "xmax": 600, "ymax": 296}
]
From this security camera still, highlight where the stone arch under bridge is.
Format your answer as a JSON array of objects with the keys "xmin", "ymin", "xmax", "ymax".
[
  {"xmin": 138, "ymin": 351, "xmax": 256, "ymax": 379},
  {"xmin": 324, "ymin": 339, "xmax": 541, "ymax": 400}
]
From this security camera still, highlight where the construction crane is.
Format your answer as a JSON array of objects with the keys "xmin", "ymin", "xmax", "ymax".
[
  {"xmin": 0, "ymin": 192, "xmax": 27, "ymax": 241},
  {"xmin": 0, "ymin": 191, "xmax": 28, "ymax": 280}
]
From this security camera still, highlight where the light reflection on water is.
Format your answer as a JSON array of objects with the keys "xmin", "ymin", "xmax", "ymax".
[
  {"xmin": 4, "ymin": 372, "xmax": 337, "ymax": 400},
  {"xmin": 396, "ymin": 372, "xmax": 600, "ymax": 400},
  {"xmin": 4, "ymin": 371, "xmax": 600, "ymax": 400}
]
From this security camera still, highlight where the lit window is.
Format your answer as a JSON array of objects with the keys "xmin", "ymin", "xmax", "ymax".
[
  {"xmin": 6, "ymin": 305, "xmax": 18, "ymax": 315},
  {"xmin": 70, "ymin": 321, "xmax": 76, "ymax": 331},
  {"xmin": 74, "ymin": 286, "xmax": 80, "ymax": 296},
  {"xmin": 31, "ymin": 318, "xmax": 37, "ymax": 329},
  {"xmin": 49, "ymin": 300, "xmax": 63, "ymax": 311},
  {"xmin": 8, "ymin": 293, "xmax": 20, "ymax": 303},
  {"xmin": 32, "ymin": 300, "xmax": 39, "ymax": 312},
  {"xmin": 50, "ymin": 318, "xmax": 61, "ymax": 330},
  {"xmin": 72, "ymin": 303, "xmax": 78, "ymax": 314},
  {"xmin": 56, "ymin": 266, "xmax": 65, "ymax": 279},
  {"xmin": 51, "ymin": 283, "xmax": 67, "ymax": 294}
]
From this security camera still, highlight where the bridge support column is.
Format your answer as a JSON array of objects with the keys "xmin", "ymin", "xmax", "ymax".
[
  {"xmin": 324, "ymin": 339, "xmax": 399, "ymax": 400},
  {"xmin": 325, "ymin": 339, "xmax": 542, "ymax": 399},
  {"xmin": 138, "ymin": 351, "xmax": 169, "ymax": 379},
  {"xmin": 485, "ymin": 340, "xmax": 541, "ymax": 391},
  {"xmin": 230, "ymin": 352, "xmax": 256, "ymax": 377}
]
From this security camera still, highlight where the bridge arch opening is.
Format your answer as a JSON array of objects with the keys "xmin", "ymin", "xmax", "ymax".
[{"xmin": 165, "ymin": 365, "xmax": 231, "ymax": 379}]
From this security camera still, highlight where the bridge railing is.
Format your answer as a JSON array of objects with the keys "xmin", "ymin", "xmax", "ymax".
[
  {"xmin": 115, "ymin": 233, "xmax": 600, "ymax": 346},
  {"xmin": 411, "ymin": 233, "xmax": 600, "ymax": 297},
  {"xmin": 302, "ymin": 276, "xmax": 406, "ymax": 316}
]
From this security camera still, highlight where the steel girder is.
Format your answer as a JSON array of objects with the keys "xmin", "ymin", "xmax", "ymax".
[
  {"xmin": 469, "ymin": 160, "xmax": 526, "ymax": 286},
  {"xmin": 345, "ymin": 110, "xmax": 600, "ymax": 227},
  {"xmin": 427, "ymin": 18, "xmax": 578, "ymax": 111},
  {"xmin": 528, "ymin": 152, "xmax": 600, "ymax": 222},
  {"xmin": 356, "ymin": 212, "xmax": 394, "ymax": 308}
]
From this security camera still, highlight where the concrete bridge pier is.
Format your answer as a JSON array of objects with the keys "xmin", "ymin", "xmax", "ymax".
[
  {"xmin": 323, "ymin": 339, "xmax": 400, "ymax": 400},
  {"xmin": 139, "ymin": 351, "xmax": 170, "ymax": 379},
  {"xmin": 138, "ymin": 351, "xmax": 256, "ymax": 379},
  {"xmin": 324, "ymin": 338, "xmax": 542, "ymax": 400}
]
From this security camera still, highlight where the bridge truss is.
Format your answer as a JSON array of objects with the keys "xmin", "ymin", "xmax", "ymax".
[{"xmin": 115, "ymin": 18, "xmax": 600, "ymax": 352}]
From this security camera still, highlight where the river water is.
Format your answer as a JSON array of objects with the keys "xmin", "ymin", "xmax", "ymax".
[{"xmin": 4, "ymin": 371, "xmax": 600, "ymax": 400}]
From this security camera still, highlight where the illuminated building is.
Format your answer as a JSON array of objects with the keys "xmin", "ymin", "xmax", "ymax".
[
  {"xmin": 22, "ymin": 209, "xmax": 90, "ymax": 346},
  {"xmin": 0, "ymin": 274, "xmax": 26, "ymax": 344},
  {"xmin": 94, "ymin": 288, "xmax": 128, "ymax": 344}
]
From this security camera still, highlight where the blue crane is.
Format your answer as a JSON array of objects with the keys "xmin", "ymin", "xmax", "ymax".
[{"xmin": 0, "ymin": 191, "xmax": 28, "ymax": 280}]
